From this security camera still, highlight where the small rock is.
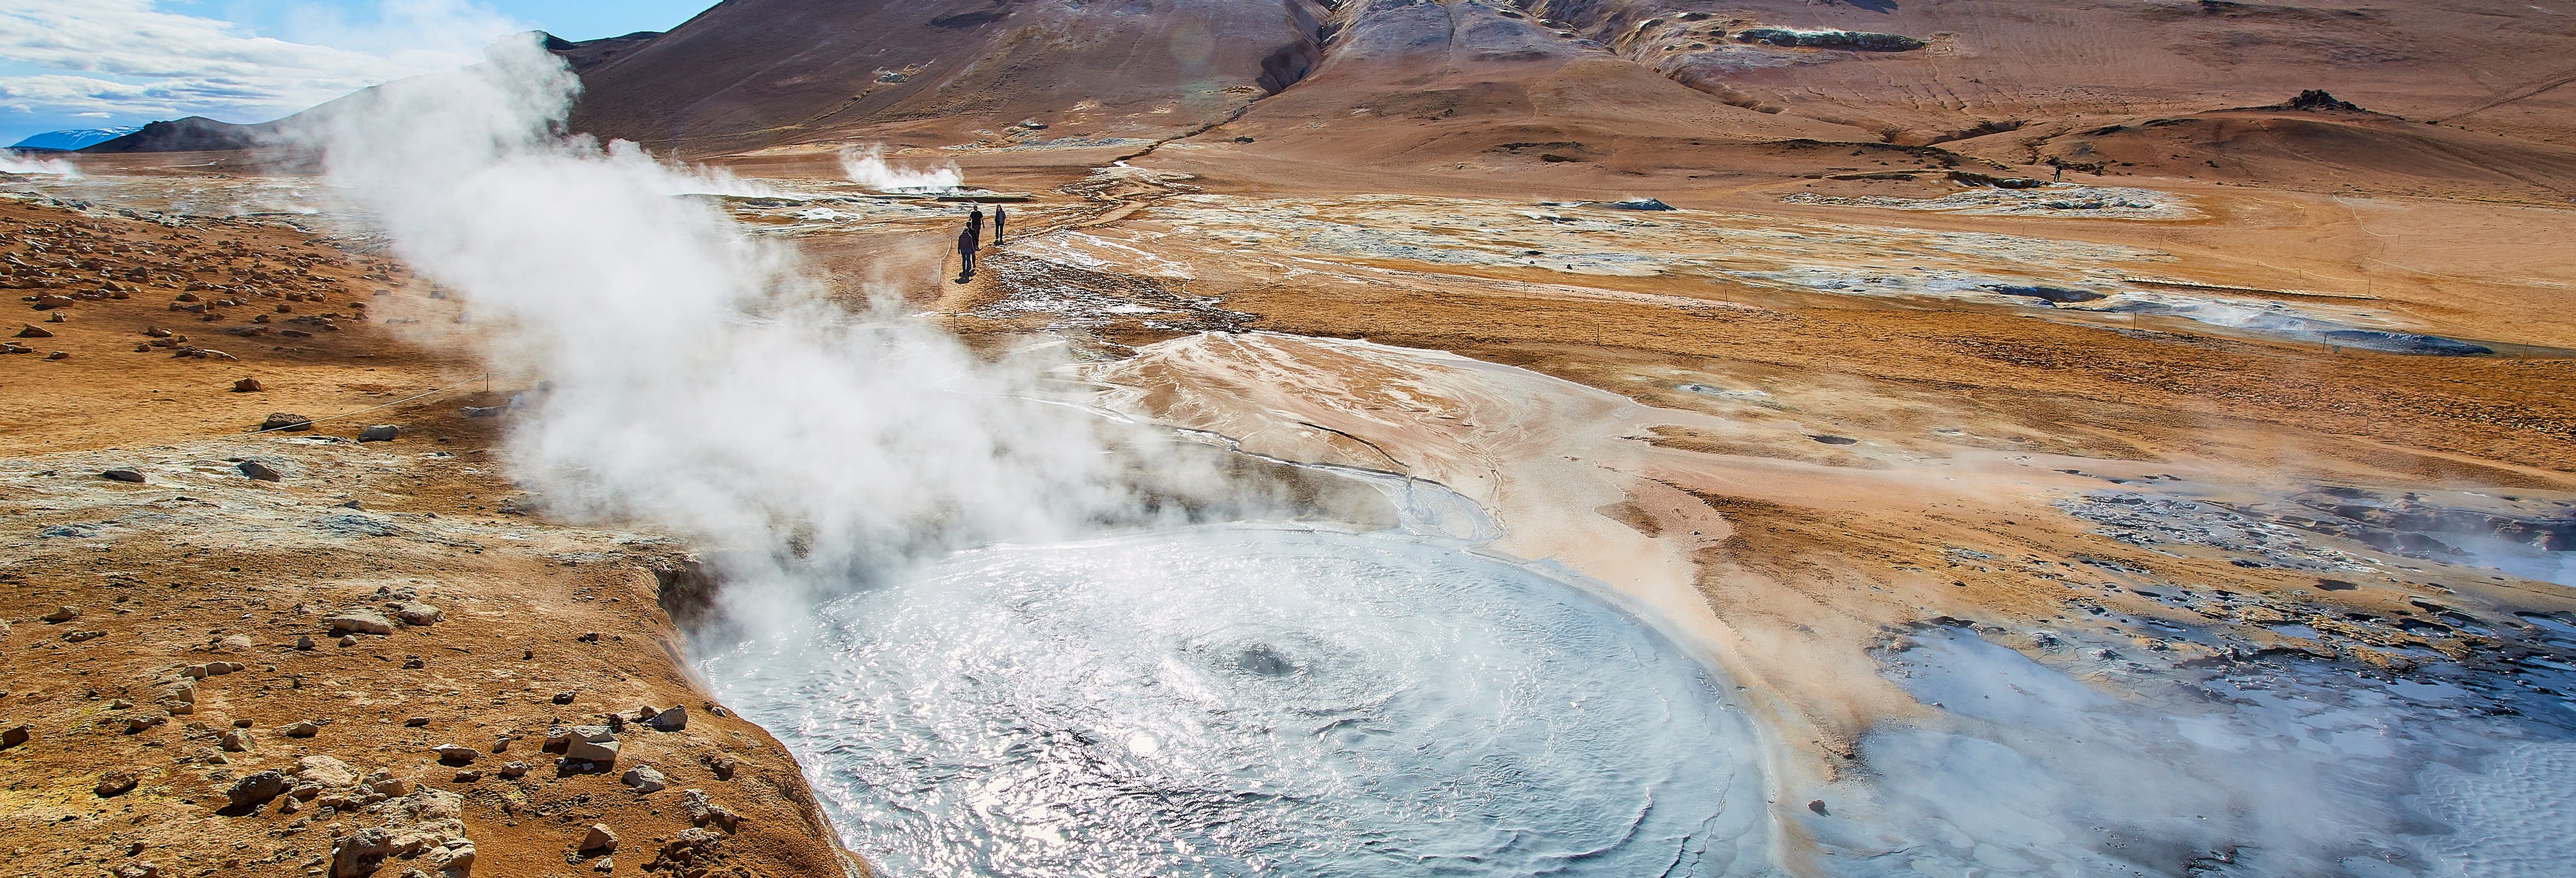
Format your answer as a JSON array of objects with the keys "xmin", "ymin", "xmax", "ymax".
[
  {"xmin": 143, "ymin": 326, "xmax": 172, "ymax": 338},
  {"xmin": 226, "ymin": 770, "xmax": 286, "ymax": 809},
  {"xmin": 94, "ymin": 769, "xmax": 138, "ymax": 796},
  {"xmin": 357, "ymin": 424, "xmax": 400, "ymax": 442},
  {"xmin": 280, "ymin": 720, "xmax": 319, "ymax": 738},
  {"xmin": 453, "ymin": 770, "xmax": 481, "ymax": 783},
  {"xmin": 619, "ymin": 766, "xmax": 667, "ymax": 794},
  {"xmin": 498, "ymin": 761, "xmax": 529, "ymax": 779},
  {"xmin": 647, "ymin": 705, "xmax": 686, "ymax": 732},
  {"xmin": 259, "ymin": 412, "xmax": 312, "ymax": 432},
  {"xmin": 649, "ymin": 827, "xmax": 723, "ymax": 872},
  {"xmin": 218, "ymin": 634, "xmax": 253, "ymax": 651},
  {"xmin": 337, "ymin": 635, "xmax": 357, "ymax": 647},
  {"xmin": 40, "ymin": 605, "xmax": 79, "ymax": 623},
  {"xmin": 565, "ymin": 726, "xmax": 621, "ymax": 764},
  {"xmin": 291, "ymin": 754, "xmax": 357, "ymax": 786},
  {"xmin": 580, "ymin": 823, "xmax": 617, "ymax": 852},
  {"xmin": 64, "ymin": 629, "xmax": 106, "ymax": 642},
  {"xmin": 460, "ymin": 405, "xmax": 506, "ymax": 417},
  {"xmin": 237, "ymin": 460, "xmax": 281, "ymax": 481},
  {"xmin": 42, "ymin": 350, "xmax": 65, "ymax": 360},
  {"xmin": 218, "ymin": 728, "xmax": 253, "ymax": 752},
  {"xmin": 405, "ymin": 716, "xmax": 432, "ymax": 727},
  {"xmin": 332, "ymin": 827, "xmax": 391, "ymax": 877},
  {"xmin": 100, "ymin": 469, "xmax": 145, "ymax": 483},
  {"xmin": 295, "ymin": 634, "xmax": 315, "ymax": 651},
  {"xmin": 392, "ymin": 602, "xmax": 443, "ymax": 626},
  {"xmin": 231, "ymin": 378, "xmax": 262, "ymax": 393},
  {"xmin": 432, "ymin": 743, "xmax": 477, "ymax": 763},
  {"xmin": 324, "ymin": 609, "xmax": 394, "ymax": 635},
  {"xmin": 114, "ymin": 862, "xmax": 157, "ymax": 878},
  {"xmin": 1, "ymin": 724, "xmax": 28, "ymax": 748},
  {"xmin": 15, "ymin": 324, "xmax": 51, "ymax": 338},
  {"xmin": 552, "ymin": 691, "xmax": 577, "ymax": 705},
  {"xmin": 682, "ymin": 788, "xmax": 742, "ymax": 832},
  {"xmin": 124, "ymin": 715, "xmax": 163, "ymax": 733},
  {"xmin": 593, "ymin": 857, "xmax": 613, "ymax": 872}
]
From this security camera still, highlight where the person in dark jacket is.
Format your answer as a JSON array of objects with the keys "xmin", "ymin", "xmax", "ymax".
[
  {"xmin": 992, "ymin": 206, "xmax": 1007, "ymax": 245},
  {"xmin": 956, "ymin": 225, "xmax": 979, "ymax": 282}
]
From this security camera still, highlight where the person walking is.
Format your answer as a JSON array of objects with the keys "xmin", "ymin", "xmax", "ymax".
[
  {"xmin": 992, "ymin": 206, "xmax": 1007, "ymax": 245},
  {"xmin": 956, "ymin": 225, "xmax": 979, "ymax": 282}
]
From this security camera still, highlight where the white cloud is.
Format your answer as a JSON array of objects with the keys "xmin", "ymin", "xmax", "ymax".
[{"xmin": 0, "ymin": 0, "xmax": 527, "ymax": 124}]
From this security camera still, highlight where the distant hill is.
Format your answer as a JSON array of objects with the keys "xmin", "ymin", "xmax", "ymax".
[
  {"xmin": 10, "ymin": 126, "xmax": 140, "ymax": 151},
  {"xmin": 78, "ymin": 117, "xmax": 273, "ymax": 154},
  {"xmin": 564, "ymin": 0, "xmax": 1339, "ymax": 155},
  {"xmin": 60, "ymin": 2, "xmax": 2576, "ymax": 200}
]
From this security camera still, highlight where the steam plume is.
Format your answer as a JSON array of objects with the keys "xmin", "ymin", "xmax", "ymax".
[
  {"xmin": 0, "ymin": 151, "xmax": 82, "ymax": 177},
  {"xmin": 310, "ymin": 37, "xmax": 1147, "ymax": 624},
  {"xmin": 838, "ymin": 144, "xmax": 965, "ymax": 192}
]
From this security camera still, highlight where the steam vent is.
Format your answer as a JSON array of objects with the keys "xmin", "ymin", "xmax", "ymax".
[{"xmin": 4, "ymin": 2, "xmax": 2573, "ymax": 876}]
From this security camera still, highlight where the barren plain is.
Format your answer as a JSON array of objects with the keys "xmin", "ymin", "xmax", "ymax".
[{"xmin": 8, "ymin": 0, "xmax": 2576, "ymax": 875}]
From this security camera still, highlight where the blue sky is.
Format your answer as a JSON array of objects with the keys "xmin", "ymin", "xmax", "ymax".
[
  {"xmin": 205, "ymin": 1, "xmax": 712, "ymax": 43},
  {"xmin": 0, "ymin": 1, "xmax": 713, "ymax": 145}
]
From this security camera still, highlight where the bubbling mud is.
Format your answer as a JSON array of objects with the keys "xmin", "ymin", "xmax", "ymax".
[{"xmin": 698, "ymin": 526, "xmax": 1776, "ymax": 878}]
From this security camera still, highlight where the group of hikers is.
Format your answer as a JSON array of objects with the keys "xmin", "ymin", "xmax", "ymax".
[{"xmin": 954, "ymin": 205, "xmax": 1006, "ymax": 283}]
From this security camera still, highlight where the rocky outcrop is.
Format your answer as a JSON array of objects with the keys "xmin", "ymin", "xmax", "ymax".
[{"xmin": 325, "ymin": 786, "xmax": 474, "ymax": 877}]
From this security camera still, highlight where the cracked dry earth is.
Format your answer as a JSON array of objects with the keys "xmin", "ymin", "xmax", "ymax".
[{"xmin": 0, "ymin": 197, "xmax": 860, "ymax": 878}]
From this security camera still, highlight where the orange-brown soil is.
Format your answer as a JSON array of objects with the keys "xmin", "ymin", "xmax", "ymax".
[{"xmin": 0, "ymin": 200, "xmax": 861, "ymax": 878}]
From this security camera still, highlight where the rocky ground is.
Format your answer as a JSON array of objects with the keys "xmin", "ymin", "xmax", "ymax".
[
  {"xmin": 0, "ymin": 197, "xmax": 863, "ymax": 878},
  {"xmin": 787, "ymin": 147, "xmax": 2576, "ymax": 796},
  {"xmin": 11, "ymin": 119, "xmax": 2576, "ymax": 874}
]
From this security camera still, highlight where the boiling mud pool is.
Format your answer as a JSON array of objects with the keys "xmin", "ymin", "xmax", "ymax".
[{"xmin": 698, "ymin": 526, "xmax": 1775, "ymax": 877}]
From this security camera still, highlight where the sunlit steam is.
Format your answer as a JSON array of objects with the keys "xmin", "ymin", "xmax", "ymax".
[
  {"xmin": 1, "ymin": 150, "xmax": 82, "ymax": 177},
  {"xmin": 306, "ymin": 37, "xmax": 1141, "ymax": 628},
  {"xmin": 282, "ymin": 32, "xmax": 2576, "ymax": 878},
  {"xmin": 838, "ymin": 144, "xmax": 964, "ymax": 192}
]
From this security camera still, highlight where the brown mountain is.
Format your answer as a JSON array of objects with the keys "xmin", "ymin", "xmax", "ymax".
[
  {"xmin": 565, "ymin": 0, "xmax": 1342, "ymax": 155},
  {"xmin": 78, "ymin": 0, "xmax": 2576, "ymax": 200}
]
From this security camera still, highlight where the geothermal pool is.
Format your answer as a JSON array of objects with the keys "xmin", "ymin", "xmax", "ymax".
[{"xmin": 697, "ymin": 526, "xmax": 1777, "ymax": 877}]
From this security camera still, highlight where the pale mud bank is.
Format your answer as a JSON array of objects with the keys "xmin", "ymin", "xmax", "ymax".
[{"xmin": 956, "ymin": 188, "xmax": 2508, "ymax": 356}]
